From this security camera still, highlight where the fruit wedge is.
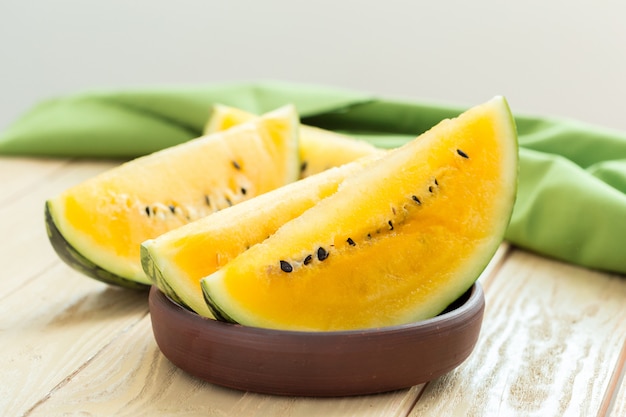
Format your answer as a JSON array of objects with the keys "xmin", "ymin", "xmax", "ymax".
[
  {"xmin": 46, "ymin": 105, "xmax": 300, "ymax": 286},
  {"xmin": 204, "ymin": 104, "xmax": 385, "ymax": 177},
  {"xmin": 141, "ymin": 157, "xmax": 378, "ymax": 317},
  {"xmin": 201, "ymin": 96, "xmax": 518, "ymax": 331}
]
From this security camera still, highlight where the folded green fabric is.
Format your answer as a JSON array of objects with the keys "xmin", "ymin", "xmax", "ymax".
[{"xmin": 2, "ymin": 81, "xmax": 625, "ymax": 275}]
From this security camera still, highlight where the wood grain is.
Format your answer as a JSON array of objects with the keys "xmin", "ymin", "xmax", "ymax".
[
  {"xmin": 0, "ymin": 263, "xmax": 148, "ymax": 417},
  {"xmin": 25, "ymin": 314, "xmax": 424, "ymax": 417},
  {"xmin": 0, "ymin": 158, "xmax": 119, "ymax": 299},
  {"xmin": 408, "ymin": 251, "xmax": 626, "ymax": 417},
  {"xmin": 0, "ymin": 157, "xmax": 148, "ymax": 416},
  {"xmin": 0, "ymin": 157, "xmax": 69, "ymax": 206},
  {"xmin": 606, "ymin": 342, "xmax": 626, "ymax": 417}
]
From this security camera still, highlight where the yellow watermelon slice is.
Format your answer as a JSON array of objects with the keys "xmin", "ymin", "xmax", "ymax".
[
  {"xmin": 201, "ymin": 96, "xmax": 518, "ymax": 331},
  {"xmin": 204, "ymin": 104, "xmax": 385, "ymax": 177},
  {"xmin": 45, "ymin": 105, "xmax": 300, "ymax": 287}
]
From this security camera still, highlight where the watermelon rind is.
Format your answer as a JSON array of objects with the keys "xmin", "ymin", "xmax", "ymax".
[{"xmin": 45, "ymin": 202, "xmax": 149, "ymax": 290}]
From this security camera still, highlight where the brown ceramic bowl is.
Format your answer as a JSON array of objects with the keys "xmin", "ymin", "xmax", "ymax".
[{"xmin": 149, "ymin": 283, "xmax": 484, "ymax": 397}]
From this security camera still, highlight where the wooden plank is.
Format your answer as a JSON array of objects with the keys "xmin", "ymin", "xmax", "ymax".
[
  {"xmin": 223, "ymin": 385, "xmax": 422, "ymax": 417},
  {"xmin": 0, "ymin": 157, "xmax": 69, "ymax": 206},
  {"xmin": 0, "ymin": 158, "xmax": 118, "ymax": 299},
  {"xmin": 0, "ymin": 263, "xmax": 148, "ymax": 417},
  {"xmin": 0, "ymin": 158, "xmax": 151, "ymax": 416},
  {"xmin": 25, "ymin": 314, "xmax": 424, "ymax": 417},
  {"xmin": 477, "ymin": 243, "xmax": 512, "ymax": 290},
  {"xmin": 606, "ymin": 342, "xmax": 626, "ymax": 417},
  {"xmin": 408, "ymin": 250, "xmax": 626, "ymax": 417},
  {"xmin": 611, "ymin": 386, "xmax": 626, "ymax": 417}
]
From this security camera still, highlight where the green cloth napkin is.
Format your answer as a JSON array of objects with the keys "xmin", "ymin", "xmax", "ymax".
[{"xmin": 2, "ymin": 81, "xmax": 625, "ymax": 275}]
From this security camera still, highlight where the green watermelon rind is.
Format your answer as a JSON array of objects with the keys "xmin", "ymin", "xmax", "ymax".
[
  {"xmin": 44, "ymin": 202, "xmax": 149, "ymax": 291},
  {"xmin": 202, "ymin": 283, "xmax": 238, "ymax": 324},
  {"xmin": 140, "ymin": 245, "xmax": 189, "ymax": 308}
]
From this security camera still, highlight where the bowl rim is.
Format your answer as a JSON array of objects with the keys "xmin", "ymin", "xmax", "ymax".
[{"xmin": 152, "ymin": 282, "xmax": 484, "ymax": 336}]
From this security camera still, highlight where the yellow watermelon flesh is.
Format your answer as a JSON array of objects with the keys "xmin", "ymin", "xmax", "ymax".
[
  {"xmin": 141, "ymin": 156, "xmax": 379, "ymax": 317},
  {"xmin": 201, "ymin": 96, "xmax": 518, "ymax": 331},
  {"xmin": 46, "ymin": 105, "xmax": 300, "ymax": 285},
  {"xmin": 204, "ymin": 104, "xmax": 385, "ymax": 177}
]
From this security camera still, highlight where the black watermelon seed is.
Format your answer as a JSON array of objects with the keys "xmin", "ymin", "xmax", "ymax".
[
  {"xmin": 434, "ymin": 178, "xmax": 439, "ymax": 186},
  {"xmin": 280, "ymin": 260, "xmax": 293, "ymax": 273},
  {"xmin": 300, "ymin": 161, "xmax": 308, "ymax": 173},
  {"xmin": 457, "ymin": 149, "xmax": 469, "ymax": 159},
  {"xmin": 205, "ymin": 195, "xmax": 211, "ymax": 206},
  {"xmin": 225, "ymin": 198, "xmax": 233, "ymax": 206},
  {"xmin": 429, "ymin": 186, "xmax": 433, "ymax": 193},
  {"xmin": 303, "ymin": 254, "xmax": 313, "ymax": 265},
  {"xmin": 412, "ymin": 195, "xmax": 421, "ymax": 204},
  {"xmin": 145, "ymin": 206, "xmax": 151, "ymax": 216},
  {"xmin": 169, "ymin": 205, "xmax": 176, "ymax": 214},
  {"xmin": 232, "ymin": 161, "xmax": 241, "ymax": 170},
  {"xmin": 388, "ymin": 220, "xmax": 394, "ymax": 231},
  {"xmin": 347, "ymin": 237, "xmax": 356, "ymax": 246},
  {"xmin": 317, "ymin": 247, "xmax": 329, "ymax": 261},
  {"xmin": 240, "ymin": 187, "xmax": 247, "ymax": 195}
]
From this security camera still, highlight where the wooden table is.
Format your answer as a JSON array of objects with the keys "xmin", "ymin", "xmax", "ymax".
[{"xmin": 1, "ymin": 156, "xmax": 625, "ymax": 417}]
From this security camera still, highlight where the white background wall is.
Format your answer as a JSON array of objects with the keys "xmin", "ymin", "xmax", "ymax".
[{"xmin": 1, "ymin": 0, "xmax": 625, "ymax": 131}]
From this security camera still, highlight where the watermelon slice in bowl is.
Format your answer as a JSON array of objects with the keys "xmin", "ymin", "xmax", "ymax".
[
  {"xmin": 45, "ymin": 105, "xmax": 301, "ymax": 287},
  {"xmin": 147, "ymin": 96, "xmax": 516, "ymax": 395}
]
